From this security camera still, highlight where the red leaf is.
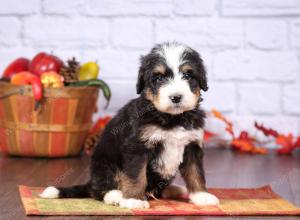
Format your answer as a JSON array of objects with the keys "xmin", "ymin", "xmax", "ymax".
[
  {"xmin": 90, "ymin": 116, "xmax": 112, "ymax": 135},
  {"xmin": 254, "ymin": 122, "xmax": 279, "ymax": 138},
  {"xmin": 295, "ymin": 136, "xmax": 300, "ymax": 147},
  {"xmin": 204, "ymin": 130, "xmax": 217, "ymax": 142}
]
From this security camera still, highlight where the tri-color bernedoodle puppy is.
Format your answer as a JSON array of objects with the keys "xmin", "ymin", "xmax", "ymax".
[{"xmin": 40, "ymin": 42, "xmax": 220, "ymax": 209}]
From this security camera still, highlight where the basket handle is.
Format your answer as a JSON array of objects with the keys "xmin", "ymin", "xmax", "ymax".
[
  {"xmin": 0, "ymin": 87, "xmax": 40, "ymax": 111},
  {"xmin": 0, "ymin": 87, "xmax": 25, "ymax": 99},
  {"xmin": 0, "ymin": 121, "xmax": 92, "ymax": 132}
]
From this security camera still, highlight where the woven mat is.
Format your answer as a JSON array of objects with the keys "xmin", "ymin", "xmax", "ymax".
[{"xmin": 19, "ymin": 185, "xmax": 300, "ymax": 216}]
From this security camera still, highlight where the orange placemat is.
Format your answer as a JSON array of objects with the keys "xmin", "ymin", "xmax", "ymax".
[{"xmin": 19, "ymin": 185, "xmax": 300, "ymax": 216}]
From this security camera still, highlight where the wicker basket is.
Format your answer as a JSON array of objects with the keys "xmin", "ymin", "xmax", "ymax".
[{"xmin": 0, "ymin": 81, "xmax": 99, "ymax": 157}]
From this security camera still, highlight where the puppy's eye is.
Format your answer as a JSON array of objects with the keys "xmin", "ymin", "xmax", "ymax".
[
  {"xmin": 153, "ymin": 74, "xmax": 164, "ymax": 83},
  {"xmin": 182, "ymin": 70, "xmax": 193, "ymax": 80}
]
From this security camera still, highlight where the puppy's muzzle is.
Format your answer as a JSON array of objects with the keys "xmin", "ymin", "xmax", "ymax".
[{"xmin": 169, "ymin": 94, "xmax": 182, "ymax": 104}]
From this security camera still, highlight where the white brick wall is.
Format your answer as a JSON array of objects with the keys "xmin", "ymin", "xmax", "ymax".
[
  {"xmin": 111, "ymin": 19, "xmax": 153, "ymax": 49},
  {"xmin": 238, "ymin": 83, "xmax": 281, "ymax": 115},
  {"xmin": 0, "ymin": 18, "xmax": 22, "ymax": 47},
  {"xmin": 0, "ymin": 0, "xmax": 300, "ymax": 137},
  {"xmin": 222, "ymin": 0, "xmax": 300, "ymax": 16},
  {"xmin": 245, "ymin": 20, "xmax": 287, "ymax": 50}
]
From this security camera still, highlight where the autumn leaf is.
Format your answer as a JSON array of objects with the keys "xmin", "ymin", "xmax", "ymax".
[
  {"xmin": 210, "ymin": 110, "xmax": 268, "ymax": 154},
  {"xmin": 254, "ymin": 121, "xmax": 299, "ymax": 154},
  {"xmin": 89, "ymin": 115, "xmax": 112, "ymax": 135},
  {"xmin": 232, "ymin": 132, "xmax": 267, "ymax": 154},
  {"xmin": 276, "ymin": 134, "xmax": 295, "ymax": 154},
  {"xmin": 232, "ymin": 139, "xmax": 253, "ymax": 152},
  {"xmin": 295, "ymin": 136, "xmax": 300, "ymax": 147},
  {"xmin": 254, "ymin": 122, "xmax": 279, "ymax": 138},
  {"xmin": 204, "ymin": 130, "xmax": 217, "ymax": 142},
  {"xmin": 211, "ymin": 109, "xmax": 235, "ymax": 138},
  {"xmin": 252, "ymin": 147, "xmax": 268, "ymax": 154},
  {"xmin": 231, "ymin": 138, "xmax": 267, "ymax": 154}
]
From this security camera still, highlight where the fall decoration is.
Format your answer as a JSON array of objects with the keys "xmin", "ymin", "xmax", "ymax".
[
  {"xmin": 29, "ymin": 52, "xmax": 63, "ymax": 77},
  {"xmin": 204, "ymin": 130, "xmax": 217, "ymax": 142},
  {"xmin": 209, "ymin": 110, "xmax": 300, "ymax": 155},
  {"xmin": 69, "ymin": 79, "xmax": 111, "ymax": 108},
  {"xmin": 78, "ymin": 61, "xmax": 99, "ymax": 81},
  {"xmin": 0, "ymin": 81, "xmax": 99, "ymax": 157},
  {"xmin": 255, "ymin": 122, "xmax": 300, "ymax": 154},
  {"xmin": 59, "ymin": 57, "xmax": 80, "ymax": 83},
  {"xmin": 83, "ymin": 133, "xmax": 101, "ymax": 156},
  {"xmin": 83, "ymin": 116, "xmax": 112, "ymax": 155},
  {"xmin": 2, "ymin": 57, "xmax": 30, "ymax": 80},
  {"xmin": 0, "ymin": 52, "xmax": 111, "ymax": 158},
  {"xmin": 1, "ymin": 53, "xmax": 111, "ymax": 108},
  {"xmin": 41, "ymin": 71, "xmax": 64, "ymax": 88},
  {"xmin": 211, "ymin": 110, "xmax": 267, "ymax": 154},
  {"xmin": 10, "ymin": 71, "xmax": 42, "ymax": 101}
]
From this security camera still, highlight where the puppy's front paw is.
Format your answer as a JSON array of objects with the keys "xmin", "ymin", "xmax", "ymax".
[
  {"xmin": 189, "ymin": 191, "xmax": 219, "ymax": 206},
  {"xmin": 103, "ymin": 190, "xmax": 123, "ymax": 205},
  {"xmin": 39, "ymin": 186, "xmax": 59, "ymax": 199},
  {"xmin": 120, "ymin": 198, "xmax": 150, "ymax": 209}
]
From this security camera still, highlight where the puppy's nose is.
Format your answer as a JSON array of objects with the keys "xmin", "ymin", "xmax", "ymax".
[{"xmin": 169, "ymin": 94, "xmax": 182, "ymax": 104}]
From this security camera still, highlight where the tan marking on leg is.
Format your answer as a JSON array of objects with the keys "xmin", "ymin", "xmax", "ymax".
[
  {"xmin": 181, "ymin": 163, "xmax": 206, "ymax": 193},
  {"xmin": 115, "ymin": 162, "xmax": 147, "ymax": 199}
]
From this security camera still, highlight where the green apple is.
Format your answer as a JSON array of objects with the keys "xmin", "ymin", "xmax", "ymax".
[{"xmin": 78, "ymin": 62, "xmax": 99, "ymax": 81}]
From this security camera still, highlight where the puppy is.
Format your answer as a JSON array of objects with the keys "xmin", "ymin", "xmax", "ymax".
[{"xmin": 40, "ymin": 42, "xmax": 219, "ymax": 209}]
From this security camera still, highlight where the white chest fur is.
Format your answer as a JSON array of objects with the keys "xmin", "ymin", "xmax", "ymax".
[{"xmin": 140, "ymin": 125, "xmax": 204, "ymax": 178}]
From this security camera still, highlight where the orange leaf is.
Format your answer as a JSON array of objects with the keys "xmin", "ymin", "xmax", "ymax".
[
  {"xmin": 276, "ymin": 134, "xmax": 295, "ymax": 154},
  {"xmin": 211, "ymin": 109, "xmax": 235, "ymax": 138},
  {"xmin": 231, "ymin": 138, "xmax": 267, "ymax": 154},
  {"xmin": 252, "ymin": 147, "xmax": 268, "ymax": 154},
  {"xmin": 232, "ymin": 139, "xmax": 253, "ymax": 152}
]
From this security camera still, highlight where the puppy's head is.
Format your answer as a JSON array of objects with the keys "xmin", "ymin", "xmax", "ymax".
[{"xmin": 137, "ymin": 42, "xmax": 208, "ymax": 115}]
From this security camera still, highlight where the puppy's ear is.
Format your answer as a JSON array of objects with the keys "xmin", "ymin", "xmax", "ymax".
[
  {"xmin": 198, "ymin": 65, "xmax": 208, "ymax": 92},
  {"xmin": 136, "ymin": 56, "xmax": 145, "ymax": 94},
  {"xmin": 189, "ymin": 51, "xmax": 208, "ymax": 91}
]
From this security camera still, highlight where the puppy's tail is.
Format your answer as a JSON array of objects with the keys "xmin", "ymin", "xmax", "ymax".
[{"xmin": 39, "ymin": 183, "xmax": 91, "ymax": 199}]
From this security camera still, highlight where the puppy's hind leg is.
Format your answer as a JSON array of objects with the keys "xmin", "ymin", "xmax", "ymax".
[
  {"xmin": 89, "ymin": 156, "xmax": 120, "ymax": 201},
  {"xmin": 117, "ymin": 148, "xmax": 149, "ymax": 209}
]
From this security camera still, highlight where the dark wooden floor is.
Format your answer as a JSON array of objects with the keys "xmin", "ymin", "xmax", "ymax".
[{"xmin": 0, "ymin": 148, "xmax": 299, "ymax": 220}]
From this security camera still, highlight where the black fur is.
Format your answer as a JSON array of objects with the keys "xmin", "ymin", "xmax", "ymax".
[
  {"xmin": 182, "ymin": 49, "xmax": 208, "ymax": 92},
  {"xmin": 57, "ymin": 42, "xmax": 209, "ymax": 202}
]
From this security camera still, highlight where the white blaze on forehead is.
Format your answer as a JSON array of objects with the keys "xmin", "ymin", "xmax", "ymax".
[{"xmin": 157, "ymin": 43, "xmax": 188, "ymax": 74}]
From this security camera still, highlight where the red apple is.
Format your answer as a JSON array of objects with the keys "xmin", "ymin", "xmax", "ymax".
[
  {"xmin": 29, "ymin": 52, "xmax": 63, "ymax": 77},
  {"xmin": 2, "ymin": 57, "xmax": 30, "ymax": 80}
]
